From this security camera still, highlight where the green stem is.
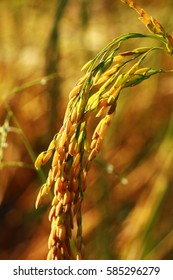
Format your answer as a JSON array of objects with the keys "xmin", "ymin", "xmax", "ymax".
[
  {"xmin": 2, "ymin": 73, "xmax": 58, "ymax": 100},
  {"xmin": 1, "ymin": 100, "xmax": 46, "ymax": 183}
]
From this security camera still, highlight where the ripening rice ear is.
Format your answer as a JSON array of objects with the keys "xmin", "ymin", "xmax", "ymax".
[{"xmin": 35, "ymin": 0, "xmax": 173, "ymax": 260}]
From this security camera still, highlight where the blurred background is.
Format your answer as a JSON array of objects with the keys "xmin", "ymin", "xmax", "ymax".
[{"xmin": 0, "ymin": 0, "xmax": 173, "ymax": 260}]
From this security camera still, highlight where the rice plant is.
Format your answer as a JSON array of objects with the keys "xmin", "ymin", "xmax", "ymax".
[{"xmin": 35, "ymin": 0, "xmax": 173, "ymax": 260}]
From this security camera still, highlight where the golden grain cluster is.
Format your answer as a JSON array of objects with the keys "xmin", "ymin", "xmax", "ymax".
[{"xmin": 35, "ymin": 0, "xmax": 173, "ymax": 259}]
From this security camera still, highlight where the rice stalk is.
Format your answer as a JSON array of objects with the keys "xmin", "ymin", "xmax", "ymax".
[
  {"xmin": 35, "ymin": 0, "xmax": 173, "ymax": 260},
  {"xmin": 0, "ymin": 101, "xmax": 46, "ymax": 183}
]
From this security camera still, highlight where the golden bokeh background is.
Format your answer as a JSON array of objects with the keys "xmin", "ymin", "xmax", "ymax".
[{"xmin": 0, "ymin": 0, "xmax": 173, "ymax": 260}]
